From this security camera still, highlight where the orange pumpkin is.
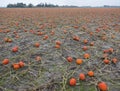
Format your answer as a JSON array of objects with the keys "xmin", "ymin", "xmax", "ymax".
[
  {"xmin": 88, "ymin": 71, "xmax": 94, "ymax": 77},
  {"xmin": 79, "ymin": 73, "xmax": 85, "ymax": 80},
  {"xmin": 84, "ymin": 53, "xmax": 90, "ymax": 59},
  {"xmin": 36, "ymin": 56, "xmax": 41, "ymax": 61},
  {"xmin": 82, "ymin": 46, "xmax": 88, "ymax": 51},
  {"xmin": 8, "ymin": 38, "xmax": 12, "ymax": 42},
  {"xmin": 76, "ymin": 59, "xmax": 83, "ymax": 65},
  {"xmin": 43, "ymin": 35, "xmax": 48, "ymax": 40},
  {"xmin": 112, "ymin": 58, "xmax": 118, "ymax": 64},
  {"xmin": 4, "ymin": 38, "xmax": 9, "ymax": 42},
  {"xmin": 13, "ymin": 63, "xmax": 20, "ymax": 70},
  {"xmin": 63, "ymin": 30, "xmax": 67, "ymax": 34},
  {"xmin": 74, "ymin": 26, "xmax": 79, "ymax": 29},
  {"xmin": 67, "ymin": 56, "xmax": 73, "ymax": 62},
  {"xmin": 83, "ymin": 39, "xmax": 88, "ymax": 44},
  {"xmin": 73, "ymin": 36, "xmax": 80, "ymax": 41},
  {"xmin": 102, "ymin": 53, "xmax": 108, "ymax": 58},
  {"xmin": 101, "ymin": 36, "xmax": 107, "ymax": 40},
  {"xmin": 103, "ymin": 49, "xmax": 109, "ymax": 53},
  {"xmin": 2, "ymin": 59, "xmax": 9, "ymax": 65},
  {"xmin": 50, "ymin": 31, "xmax": 55, "ymax": 35},
  {"xmin": 98, "ymin": 82, "xmax": 108, "ymax": 91},
  {"xmin": 56, "ymin": 41, "xmax": 61, "ymax": 45},
  {"xmin": 103, "ymin": 59, "xmax": 110, "ymax": 64},
  {"xmin": 34, "ymin": 42, "xmax": 40, "ymax": 47},
  {"xmin": 12, "ymin": 46, "xmax": 18, "ymax": 52},
  {"xmin": 89, "ymin": 32, "xmax": 93, "ymax": 36},
  {"xmin": 108, "ymin": 48, "xmax": 113, "ymax": 53},
  {"xmin": 24, "ymin": 30, "xmax": 27, "ymax": 32},
  {"xmin": 55, "ymin": 44, "xmax": 60, "ymax": 48},
  {"xmin": 90, "ymin": 42, "xmax": 94, "ymax": 46},
  {"xmin": 15, "ymin": 35, "xmax": 20, "ymax": 38},
  {"xmin": 19, "ymin": 61, "xmax": 25, "ymax": 67},
  {"xmin": 69, "ymin": 78, "xmax": 76, "ymax": 86}
]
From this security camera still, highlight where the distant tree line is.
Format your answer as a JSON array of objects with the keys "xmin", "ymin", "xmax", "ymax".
[
  {"xmin": 7, "ymin": 3, "xmax": 59, "ymax": 8},
  {"xmin": 7, "ymin": 3, "xmax": 27, "ymax": 8},
  {"xmin": 103, "ymin": 5, "xmax": 120, "ymax": 8},
  {"xmin": 7, "ymin": 3, "xmax": 119, "ymax": 8}
]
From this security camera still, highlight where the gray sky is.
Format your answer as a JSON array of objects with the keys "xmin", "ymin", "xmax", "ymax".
[{"xmin": 0, "ymin": 0, "xmax": 120, "ymax": 7}]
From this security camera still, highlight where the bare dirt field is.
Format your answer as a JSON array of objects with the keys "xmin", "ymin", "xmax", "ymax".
[{"xmin": 0, "ymin": 8, "xmax": 120, "ymax": 91}]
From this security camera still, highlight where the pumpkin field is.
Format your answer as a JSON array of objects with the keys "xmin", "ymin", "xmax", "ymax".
[{"xmin": 0, "ymin": 8, "xmax": 120, "ymax": 91}]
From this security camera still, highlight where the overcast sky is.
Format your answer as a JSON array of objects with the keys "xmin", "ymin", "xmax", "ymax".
[{"xmin": 0, "ymin": 0, "xmax": 120, "ymax": 7}]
